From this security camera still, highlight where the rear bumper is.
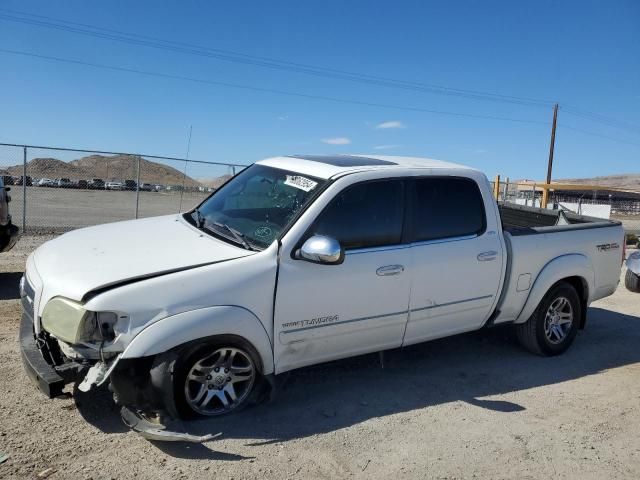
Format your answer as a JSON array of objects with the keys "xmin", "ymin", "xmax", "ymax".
[{"xmin": 19, "ymin": 312, "xmax": 67, "ymax": 398}]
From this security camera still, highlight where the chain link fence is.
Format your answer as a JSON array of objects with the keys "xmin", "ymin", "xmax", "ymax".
[
  {"xmin": 0, "ymin": 143, "xmax": 245, "ymax": 234},
  {"xmin": 3, "ymin": 143, "xmax": 639, "ymax": 235}
]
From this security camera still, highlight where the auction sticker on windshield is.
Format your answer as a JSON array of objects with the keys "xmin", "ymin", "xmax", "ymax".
[{"xmin": 284, "ymin": 175, "xmax": 318, "ymax": 192}]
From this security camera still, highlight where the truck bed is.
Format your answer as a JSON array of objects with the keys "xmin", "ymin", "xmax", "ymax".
[
  {"xmin": 492, "ymin": 202, "xmax": 623, "ymax": 326},
  {"xmin": 498, "ymin": 202, "xmax": 619, "ymax": 234}
]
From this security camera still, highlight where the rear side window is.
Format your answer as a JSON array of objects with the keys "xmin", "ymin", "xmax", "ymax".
[
  {"xmin": 312, "ymin": 180, "xmax": 404, "ymax": 249},
  {"xmin": 410, "ymin": 177, "xmax": 485, "ymax": 242}
]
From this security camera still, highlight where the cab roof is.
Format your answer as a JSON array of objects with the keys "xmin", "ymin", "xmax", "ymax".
[{"xmin": 255, "ymin": 154, "xmax": 476, "ymax": 179}]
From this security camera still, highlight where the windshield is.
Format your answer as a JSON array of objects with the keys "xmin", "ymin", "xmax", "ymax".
[{"xmin": 188, "ymin": 164, "xmax": 325, "ymax": 249}]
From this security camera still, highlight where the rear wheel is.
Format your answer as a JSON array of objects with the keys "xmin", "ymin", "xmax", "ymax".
[
  {"xmin": 516, "ymin": 282, "xmax": 581, "ymax": 356},
  {"xmin": 625, "ymin": 269, "xmax": 640, "ymax": 293},
  {"xmin": 174, "ymin": 339, "xmax": 260, "ymax": 418}
]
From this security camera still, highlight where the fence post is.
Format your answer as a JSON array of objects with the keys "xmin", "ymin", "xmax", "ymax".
[
  {"xmin": 22, "ymin": 146, "xmax": 27, "ymax": 233},
  {"xmin": 493, "ymin": 175, "xmax": 501, "ymax": 200},
  {"xmin": 503, "ymin": 177, "xmax": 509, "ymax": 201},
  {"xmin": 232, "ymin": 166, "xmax": 236, "ymax": 176},
  {"xmin": 135, "ymin": 156, "xmax": 141, "ymax": 219}
]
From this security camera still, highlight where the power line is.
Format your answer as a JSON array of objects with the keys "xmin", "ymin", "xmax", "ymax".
[
  {"xmin": 6, "ymin": 8, "xmax": 639, "ymax": 138},
  {"xmin": 5, "ymin": 8, "xmax": 638, "ymax": 137},
  {"xmin": 0, "ymin": 8, "xmax": 555, "ymax": 108},
  {"xmin": 558, "ymin": 124, "xmax": 640, "ymax": 148},
  {"xmin": 561, "ymin": 107, "xmax": 640, "ymax": 136},
  {"xmin": 0, "ymin": 48, "xmax": 551, "ymax": 125}
]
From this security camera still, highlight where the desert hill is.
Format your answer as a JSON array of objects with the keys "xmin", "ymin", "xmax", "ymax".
[
  {"xmin": 557, "ymin": 173, "xmax": 640, "ymax": 191},
  {"xmin": 6, "ymin": 154, "xmax": 204, "ymax": 186}
]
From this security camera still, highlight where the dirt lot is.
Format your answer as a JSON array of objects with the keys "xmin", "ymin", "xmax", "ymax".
[
  {"xmin": 1, "ymin": 237, "xmax": 639, "ymax": 479},
  {"xmin": 9, "ymin": 187, "xmax": 209, "ymax": 232}
]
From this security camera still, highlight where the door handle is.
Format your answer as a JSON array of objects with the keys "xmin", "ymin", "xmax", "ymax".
[
  {"xmin": 376, "ymin": 264, "xmax": 405, "ymax": 276},
  {"xmin": 477, "ymin": 251, "xmax": 498, "ymax": 262}
]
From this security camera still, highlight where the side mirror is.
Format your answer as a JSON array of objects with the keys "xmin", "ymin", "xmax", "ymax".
[{"xmin": 297, "ymin": 235, "xmax": 344, "ymax": 265}]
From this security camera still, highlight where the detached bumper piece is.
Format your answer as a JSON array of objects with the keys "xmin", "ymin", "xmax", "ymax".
[
  {"xmin": 20, "ymin": 312, "xmax": 66, "ymax": 398},
  {"xmin": 120, "ymin": 407, "xmax": 221, "ymax": 443}
]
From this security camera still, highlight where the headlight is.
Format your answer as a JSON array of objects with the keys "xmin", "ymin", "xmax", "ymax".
[{"xmin": 41, "ymin": 297, "xmax": 118, "ymax": 344}]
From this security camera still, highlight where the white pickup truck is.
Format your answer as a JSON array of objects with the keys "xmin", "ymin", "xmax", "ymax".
[{"xmin": 20, "ymin": 155, "xmax": 624, "ymax": 422}]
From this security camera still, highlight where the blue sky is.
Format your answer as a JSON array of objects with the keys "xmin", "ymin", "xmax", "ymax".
[{"xmin": 0, "ymin": 0, "xmax": 638, "ymax": 180}]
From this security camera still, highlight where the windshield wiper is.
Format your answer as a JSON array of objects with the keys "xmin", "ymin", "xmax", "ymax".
[
  {"xmin": 192, "ymin": 207, "xmax": 205, "ymax": 228},
  {"xmin": 210, "ymin": 221, "xmax": 254, "ymax": 251}
]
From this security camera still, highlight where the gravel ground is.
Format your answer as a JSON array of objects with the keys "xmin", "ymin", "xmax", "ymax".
[{"xmin": 1, "ymin": 236, "xmax": 639, "ymax": 479}]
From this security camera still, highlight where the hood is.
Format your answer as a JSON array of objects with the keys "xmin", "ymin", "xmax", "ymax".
[{"xmin": 33, "ymin": 214, "xmax": 254, "ymax": 302}]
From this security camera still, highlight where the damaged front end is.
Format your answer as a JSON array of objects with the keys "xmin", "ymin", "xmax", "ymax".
[
  {"xmin": 19, "ymin": 278, "xmax": 211, "ymax": 441},
  {"xmin": 20, "ymin": 285, "xmax": 122, "ymax": 397},
  {"xmin": 20, "ymin": 308, "xmax": 217, "ymax": 442}
]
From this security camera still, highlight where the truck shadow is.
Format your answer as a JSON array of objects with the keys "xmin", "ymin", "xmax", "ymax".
[{"xmin": 75, "ymin": 306, "xmax": 640, "ymax": 455}]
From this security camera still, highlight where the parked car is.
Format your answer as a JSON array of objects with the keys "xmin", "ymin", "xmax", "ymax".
[
  {"xmin": 626, "ymin": 250, "xmax": 640, "ymax": 293},
  {"xmin": 124, "ymin": 180, "xmax": 137, "ymax": 191},
  {"xmin": 19, "ymin": 155, "xmax": 624, "ymax": 427},
  {"xmin": 2, "ymin": 175, "xmax": 14, "ymax": 186},
  {"xmin": 37, "ymin": 178, "xmax": 56, "ymax": 188},
  {"xmin": 105, "ymin": 181, "xmax": 125, "ymax": 190},
  {"xmin": 88, "ymin": 178, "xmax": 105, "ymax": 190},
  {"xmin": 138, "ymin": 183, "xmax": 155, "ymax": 192},
  {"xmin": 75, "ymin": 180, "xmax": 88, "ymax": 189},
  {"xmin": 0, "ymin": 176, "xmax": 18, "ymax": 252},
  {"xmin": 56, "ymin": 178, "xmax": 73, "ymax": 189},
  {"xmin": 13, "ymin": 176, "xmax": 32, "ymax": 186}
]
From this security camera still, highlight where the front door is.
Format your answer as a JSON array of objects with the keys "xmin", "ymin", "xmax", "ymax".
[{"xmin": 273, "ymin": 179, "xmax": 411, "ymax": 373}]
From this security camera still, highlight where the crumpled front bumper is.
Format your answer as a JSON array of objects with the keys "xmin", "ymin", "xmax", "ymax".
[{"xmin": 19, "ymin": 311, "xmax": 67, "ymax": 398}]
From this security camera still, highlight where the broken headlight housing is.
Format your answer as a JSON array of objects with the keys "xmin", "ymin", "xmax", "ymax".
[{"xmin": 41, "ymin": 297, "xmax": 118, "ymax": 344}]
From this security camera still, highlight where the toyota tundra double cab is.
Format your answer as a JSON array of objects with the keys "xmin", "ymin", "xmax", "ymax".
[{"xmin": 20, "ymin": 155, "xmax": 624, "ymax": 421}]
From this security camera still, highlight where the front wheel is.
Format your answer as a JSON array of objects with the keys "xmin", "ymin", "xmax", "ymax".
[
  {"xmin": 516, "ymin": 282, "xmax": 581, "ymax": 356},
  {"xmin": 175, "ymin": 340, "xmax": 260, "ymax": 418}
]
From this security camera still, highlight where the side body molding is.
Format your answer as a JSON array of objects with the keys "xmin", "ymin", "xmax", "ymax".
[
  {"xmin": 120, "ymin": 305, "xmax": 275, "ymax": 375},
  {"xmin": 514, "ymin": 254, "xmax": 594, "ymax": 324}
]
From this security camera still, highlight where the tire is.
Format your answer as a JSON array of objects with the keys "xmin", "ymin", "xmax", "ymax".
[
  {"xmin": 173, "ymin": 337, "xmax": 262, "ymax": 419},
  {"xmin": 626, "ymin": 269, "xmax": 640, "ymax": 293},
  {"xmin": 516, "ymin": 281, "xmax": 581, "ymax": 356}
]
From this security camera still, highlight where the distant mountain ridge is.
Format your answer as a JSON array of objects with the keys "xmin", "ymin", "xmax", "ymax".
[
  {"xmin": 4, "ymin": 154, "xmax": 205, "ymax": 186},
  {"xmin": 557, "ymin": 173, "xmax": 640, "ymax": 191}
]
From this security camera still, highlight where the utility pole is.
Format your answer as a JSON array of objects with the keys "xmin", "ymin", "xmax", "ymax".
[
  {"xmin": 542, "ymin": 103, "xmax": 559, "ymax": 208},
  {"xmin": 178, "ymin": 125, "xmax": 193, "ymax": 213}
]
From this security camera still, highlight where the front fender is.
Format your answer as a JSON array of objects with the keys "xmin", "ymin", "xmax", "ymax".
[
  {"xmin": 515, "ymin": 254, "xmax": 594, "ymax": 324},
  {"xmin": 120, "ymin": 305, "xmax": 274, "ymax": 375}
]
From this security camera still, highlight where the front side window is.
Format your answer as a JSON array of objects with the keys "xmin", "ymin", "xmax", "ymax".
[
  {"xmin": 311, "ymin": 179, "xmax": 404, "ymax": 250},
  {"xmin": 410, "ymin": 177, "xmax": 485, "ymax": 242},
  {"xmin": 191, "ymin": 164, "xmax": 325, "ymax": 249}
]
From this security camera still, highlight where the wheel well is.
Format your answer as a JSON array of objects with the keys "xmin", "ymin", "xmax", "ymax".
[
  {"xmin": 558, "ymin": 276, "xmax": 588, "ymax": 329},
  {"xmin": 110, "ymin": 334, "xmax": 265, "ymax": 419}
]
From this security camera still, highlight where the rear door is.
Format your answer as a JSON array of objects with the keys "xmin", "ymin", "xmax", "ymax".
[{"xmin": 403, "ymin": 176, "xmax": 504, "ymax": 345}]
